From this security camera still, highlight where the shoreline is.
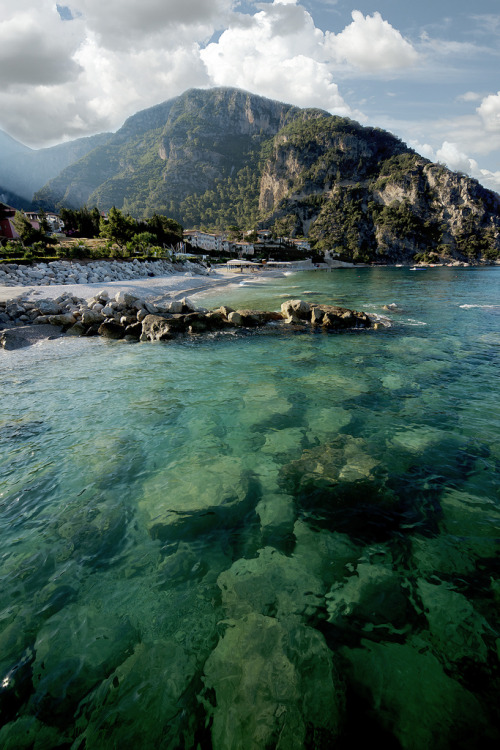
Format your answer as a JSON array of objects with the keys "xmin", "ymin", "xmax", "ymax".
[{"xmin": 0, "ymin": 269, "xmax": 284, "ymax": 305}]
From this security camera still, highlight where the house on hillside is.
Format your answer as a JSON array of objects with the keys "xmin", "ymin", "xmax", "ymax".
[
  {"xmin": 257, "ymin": 229, "xmax": 272, "ymax": 241},
  {"xmin": 183, "ymin": 230, "xmax": 233, "ymax": 254},
  {"xmin": 46, "ymin": 213, "xmax": 64, "ymax": 233},
  {"xmin": 234, "ymin": 241, "xmax": 255, "ymax": 257},
  {"xmin": 0, "ymin": 203, "xmax": 20, "ymax": 240},
  {"xmin": 25, "ymin": 211, "xmax": 64, "ymax": 233}
]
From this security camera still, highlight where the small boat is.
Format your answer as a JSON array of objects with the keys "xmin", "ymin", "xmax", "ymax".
[{"xmin": 409, "ymin": 266, "xmax": 427, "ymax": 271}]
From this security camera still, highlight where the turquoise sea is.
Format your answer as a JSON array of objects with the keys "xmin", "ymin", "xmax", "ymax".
[{"xmin": 0, "ymin": 267, "xmax": 499, "ymax": 748}]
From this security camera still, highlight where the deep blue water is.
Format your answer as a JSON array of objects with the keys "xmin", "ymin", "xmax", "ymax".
[{"xmin": 0, "ymin": 267, "xmax": 499, "ymax": 748}]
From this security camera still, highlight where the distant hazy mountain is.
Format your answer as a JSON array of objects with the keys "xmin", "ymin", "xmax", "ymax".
[
  {"xmin": 0, "ymin": 129, "xmax": 111, "ymax": 203},
  {"xmin": 33, "ymin": 87, "xmax": 500, "ymax": 263}
]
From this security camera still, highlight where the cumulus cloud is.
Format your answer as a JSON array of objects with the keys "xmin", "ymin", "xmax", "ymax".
[
  {"xmin": 0, "ymin": 3, "xmax": 82, "ymax": 88},
  {"xmin": 477, "ymin": 91, "xmax": 500, "ymax": 132},
  {"xmin": 0, "ymin": 1, "xmax": 423, "ymax": 147},
  {"xmin": 436, "ymin": 141, "xmax": 479, "ymax": 174},
  {"xmin": 326, "ymin": 11, "xmax": 419, "ymax": 71},
  {"xmin": 410, "ymin": 139, "xmax": 500, "ymax": 192},
  {"xmin": 200, "ymin": 1, "xmax": 354, "ymax": 114},
  {"xmin": 68, "ymin": 0, "xmax": 234, "ymax": 47}
]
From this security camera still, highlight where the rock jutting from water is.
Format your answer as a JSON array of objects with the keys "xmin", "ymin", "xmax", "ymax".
[{"xmin": 0, "ymin": 295, "xmax": 373, "ymax": 349}]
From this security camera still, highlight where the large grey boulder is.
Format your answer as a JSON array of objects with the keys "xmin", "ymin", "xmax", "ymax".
[
  {"xmin": 1, "ymin": 325, "xmax": 63, "ymax": 350},
  {"xmin": 281, "ymin": 299, "xmax": 312, "ymax": 323},
  {"xmin": 140, "ymin": 314, "xmax": 176, "ymax": 341},
  {"xmin": 81, "ymin": 309, "xmax": 105, "ymax": 326}
]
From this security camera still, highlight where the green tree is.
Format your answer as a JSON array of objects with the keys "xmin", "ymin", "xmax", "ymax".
[
  {"xmin": 38, "ymin": 209, "xmax": 50, "ymax": 236},
  {"xmin": 146, "ymin": 214, "xmax": 183, "ymax": 246},
  {"xmin": 126, "ymin": 232, "xmax": 159, "ymax": 256},
  {"xmin": 13, "ymin": 212, "xmax": 39, "ymax": 245},
  {"xmin": 99, "ymin": 207, "xmax": 137, "ymax": 248}
]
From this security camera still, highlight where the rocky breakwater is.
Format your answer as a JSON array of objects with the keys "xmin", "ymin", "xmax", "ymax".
[
  {"xmin": 0, "ymin": 258, "xmax": 207, "ymax": 287},
  {"xmin": 0, "ymin": 296, "xmax": 372, "ymax": 350}
]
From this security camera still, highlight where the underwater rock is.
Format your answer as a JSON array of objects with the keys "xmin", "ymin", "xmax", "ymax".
[
  {"xmin": 439, "ymin": 489, "xmax": 500, "ymax": 559},
  {"xmin": 155, "ymin": 539, "xmax": 231, "ymax": 590},
  {"xmin": 292, "ymin": 520, "xmax": 360, "ymax": 587},
  {"xmin": 0, "ymin": 647, "xmax": 35, "ymax": 725},
  {"xmin": 217, "ymin": 546, "xmax": 325, "ymax": 619},
  {"xmin": 255, "ymin": 493, "xmax": 296, "ymax": 538},
  {"xmin": 326, "ymin": 562, "xmax": 410, "ymax": 637},
  {"xmin": 203, "ymin": 613, "xmax": 344, "ymax": 750},
  {"xmin": 141, "ymin": 455, "xmax": 252, "ymax": 541},
  {"xmin": 0, "ymin": 716, "xmax": 69, "ymax": 750},
  {"xmin": 410, "ymin": 535, "xmax": 478, "ymax": 577},
  {"xmin": 281, "ymin": 436, "xmax": 346, "ymax": 494},
  {"xmin": 55, "ymin": 496, "xmax": 129, "ymax": 567},
  {"xmin": 281, "ymin": 434, "xmax": 381, "ymax": 497},
  {"xmin": 339, "ymin": 437, "xmax": 379, "ymax": 482},
  {"xmin": 240, "ymin": 383, "xmax": 292, "ymax": 428},
  {"xmin": 416, "ymin": 579, "xmax": 491, "ymax": 665},
  {"xmin": 261, "ymin": 426, "xmax": 305, "ymax": 458},
  {"xmin": 31, "ymin": 604, "xmax": 137, "ymax": 719},
  {"xmin": 342, "ymin": 637, "xmax": 495, "ymax": 749},
  {"xmin": 74, "ymin": 641, "xmax": 197, "ymax": 749},
  {"xmin": 281, "ymin": 437, "xmax": 398, "ymax": 542},
  {"xmin": 305, "ymin": 405, "xmax": 352, "ymax": 443},
  {"xmin": 389, "ymin": 425, "xmax": 443, "ymax": 453}
]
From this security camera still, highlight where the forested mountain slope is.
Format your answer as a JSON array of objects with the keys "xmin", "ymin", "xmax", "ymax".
[{"xmin": 34, "ymin": 87, "xmax": 500, "ymax": 263}]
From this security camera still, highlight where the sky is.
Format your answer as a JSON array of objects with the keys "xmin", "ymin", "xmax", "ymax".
[{"xmin": 1, "ymin": 0, "xmax": 500, "ymax": 192}]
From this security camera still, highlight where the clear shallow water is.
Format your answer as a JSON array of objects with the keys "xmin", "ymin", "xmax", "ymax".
[{"xmin": 0, "ymin": 267, "xmax": 499, "ymax": 748}]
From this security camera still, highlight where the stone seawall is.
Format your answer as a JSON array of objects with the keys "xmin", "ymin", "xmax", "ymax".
[{"xmin": 0, "ymin": 259, "xmax": 208, "ymax": 287}]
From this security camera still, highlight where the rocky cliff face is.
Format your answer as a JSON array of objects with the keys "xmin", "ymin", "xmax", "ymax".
[
  {"xmin": 32, "ymin": 87, "xmax": 500, "ymax": 263},
  {"xmin": 36, "ymin": 88, "xmax": 301, "ymax": 219},
  {"xmin": 260, "ymin": 117, "xmax": 500, "ymax": 263}
]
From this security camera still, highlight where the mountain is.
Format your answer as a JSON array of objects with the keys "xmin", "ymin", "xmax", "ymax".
[
  {"xmin": 33, "ymin": 87, "xmax": 500, "ymax": 263},
  {"xmin": 35, "ymin": 88, "xmax": 303, "ymax": 224},
  {"xmin": 0, "ymin": 129, "xmax": 112, "ymax": 202}
]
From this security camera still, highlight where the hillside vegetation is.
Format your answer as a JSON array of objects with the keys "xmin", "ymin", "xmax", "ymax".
[{"xmin": 33, "ymin": 87, "xmax": 500, "ymax": 263}]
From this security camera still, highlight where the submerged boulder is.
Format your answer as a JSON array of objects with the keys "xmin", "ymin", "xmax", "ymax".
[
  {"xmin": 31, "ymin": 605, "xmax": 137, "ymax": 720},
  {"xmin": 217, "ymin": 546, "xmax": 325, "ymax": 620},
  {"xmin": 74, "ymin": 641, "xmax": 197, "ymax": 749},
  {"xmin": 140, "ymin": 455, "xmax": 252, "ymax": 541},
  {"xmin": 203, "ymin": 613, "xmax": 344, "ymax": 750},
  {"xmin": 416, "ymin": 579, "xmax": 492, "ymax": 665},
  {"xmin": 342, "ymin": 638, "xmax": 495, "ymax": 749},
  {"xmin": 326, "ymin": 562, "xmax": 410, "ymax": 637}
]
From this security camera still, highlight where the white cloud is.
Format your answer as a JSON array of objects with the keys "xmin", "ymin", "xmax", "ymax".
[
  {"xmin": 0, "ymin": 3, "xmax": 82, "ymax": 88},
  {"xmin": 477, "ymin": 91, "xmax": 500, "ymax": 132},
  {"xmin": 67, "ymin": 0, "xmax": 234, "ymax": 48},
  {"xmin": 0, "ymin": 1, "xmax": 422, "ymax": 147},
  {"xmin": 326, "ymin": 11, "xmax": 419, "ymax": 71},
  {"xmin": 200, "ymin": 1, "xmax": 356, "ymax": 115},
  {"xmin": 436, "ymin": 141, "xmax": 479, "ymax": 174},
  {"xmin": 411, "ymin": 139, "xmax": 500, "ymax": 192},
  {"xmin": 456, "ymin": 91, "xmax": 483, "ymax": 103}
]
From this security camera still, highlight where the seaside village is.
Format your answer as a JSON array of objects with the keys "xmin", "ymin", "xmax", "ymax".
[{"xmin": 0, "ymin": 203, "xmax": 328, "ymax": 272}]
